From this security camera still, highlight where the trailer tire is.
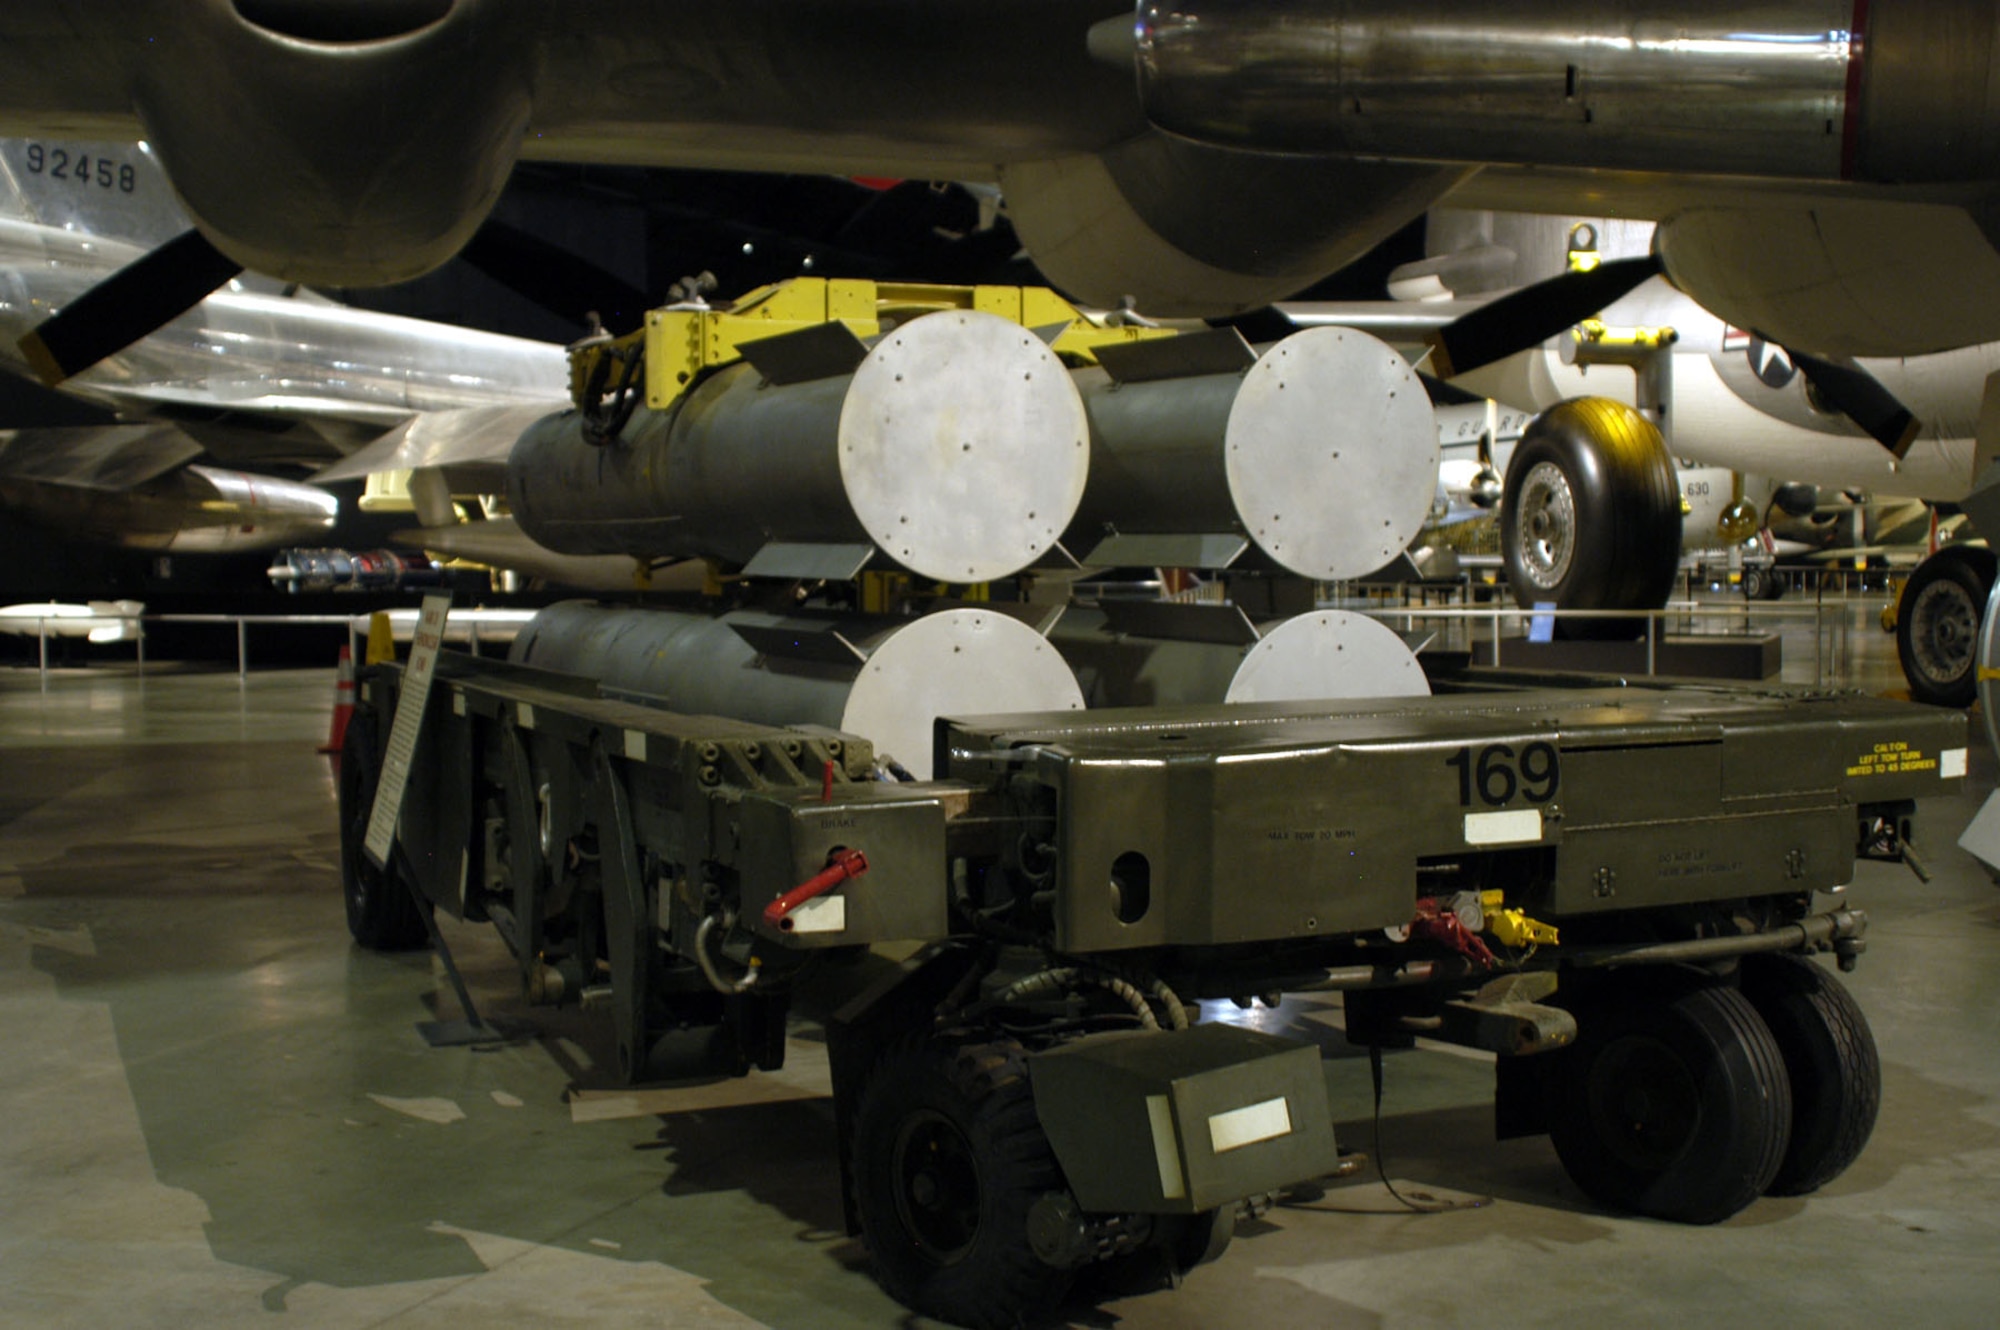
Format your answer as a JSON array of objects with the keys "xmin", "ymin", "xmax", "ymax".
[
  {"xmin": 1739, "ymin": 954, "xmax": 1880, "ymax": 1195},
  {"xmin": 852, "ymin": 1040, "xmax": 1071, "ymax": 1329},
  {"xmin": 1082, "ymin": 1206, "xmax": 1233, "ymax": 1303},
  {"xmin": 1549, "ymin": 975, "xmax": 1790, "ymax": 1224},
  {"xmin": 1500, "ymin": 397, "xmax": 1681, "ymax": 640},
  {"xmin": 1895, "ymin": 546, "xmax": 1994, "ymax": 707},
  {"xmin": 337, "ymin": 710, "xmax": 432, "ymax": 952}
]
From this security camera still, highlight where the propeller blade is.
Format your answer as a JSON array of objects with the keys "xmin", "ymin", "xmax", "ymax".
[
  {"xmin": 17, "ymin": 229, "xmax": 242, "ymax": 385},
  {"xmin": 1784, "ymin": 347, "xmax": 1923, "ymax": 458},
  {"xmin": 0, "ymin": 366, "xmax": 120, "ymax": 427},
  {"xmin": 1426, "ymin": 254, "xmax": 1663, "ymax": 379}
]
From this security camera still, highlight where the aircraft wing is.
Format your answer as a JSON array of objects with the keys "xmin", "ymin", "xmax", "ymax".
[
  {"xmin": 0, "ymin": 424, "xmax": 203, "ymax": 490},
  {"xmin": 86, "ymin": 382, "xmax": 417, "ymax": 434},
  {"xmin": 313, "ymin": 402, "xmax": 563, "ymax": 489}
]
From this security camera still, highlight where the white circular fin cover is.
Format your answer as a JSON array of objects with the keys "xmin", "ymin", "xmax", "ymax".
[
  {"xmin": 1224, "ymin": 326, "xmax": 1438, "ymax": 581},
  {"xmin": 840, "ymin": 608, "xmax": 1084, "ymax": 778},
  {"xmin": 841, "ymin": 310, "xmax": 1089, "ymax": 584},
  {"xmin": 1225, "ymin": 610, "xmax": 1430, "ymax": 703}
]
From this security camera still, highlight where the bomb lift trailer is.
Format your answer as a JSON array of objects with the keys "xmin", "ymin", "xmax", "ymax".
[{"xmin": 338, "ymin": 645, "xmax": 1961, "ymax": 1329}]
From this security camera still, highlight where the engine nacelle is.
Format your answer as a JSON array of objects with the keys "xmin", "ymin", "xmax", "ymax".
[
  {"xmin": 1656, "ymin": 201, "xmax": 2000, "ymax": 358},
  {"xmin": 0, "ymin": 463, "xmax": 338, "ymax": 553},
  {"xmin": 1126, "ymin": 0, "xmax": 2000, "ymax": 186},
  {"xmin": 1000, "ymin": 133, "xmax": 1467, "ymax": 317},
  {"xmin": 130, "ymin": 0, "xmax": 533, "ymax": 285}
]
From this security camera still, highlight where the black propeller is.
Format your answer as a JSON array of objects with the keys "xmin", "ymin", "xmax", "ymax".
[
  {"xmin": 1423, "ymin": 254, "xmax": 1664, "ymax": 378},
  {"xmin": 456, "ymin": 219, "xmax": 656, "ymax": 334},
  {"xmin": 1782, "ymin": 346, "xmax": 1923, "ymax": 458},
  {"xmin": 0, "ymin": 365, "xmax": 120, "ymax": 427},
  {"xmin": 18, "ymin": 229, "xmax": 242, "ymax": 385},
  {"xmin": 1418, "ymin": 253, "xmax": 1925, "ymax": 458}
]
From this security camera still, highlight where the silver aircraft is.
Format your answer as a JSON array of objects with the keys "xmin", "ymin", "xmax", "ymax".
[
  {"xmin": 1296, "ymin": 208, "xmax": 2000, "ymax": 704},
  {"xmin": 0, "ymin": 137, "xmax": 569, "ymax": 554},
  {"xmin": 1342, "ymin": 211, "xmax": 2000, "ymax": 508},
  {"xmin": 0, "ymin": 1, "xmax": 1996, "ymax": 372}
]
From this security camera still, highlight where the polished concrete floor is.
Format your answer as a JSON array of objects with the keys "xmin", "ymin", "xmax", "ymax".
[{"xmin": 4, "ymin": 595, "xmax": 1999, "ymax": 1328}]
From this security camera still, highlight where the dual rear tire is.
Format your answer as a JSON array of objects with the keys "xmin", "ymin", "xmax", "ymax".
[{"xmin": 1547, "ymin": 958, "xmax": 1877, "ymax": 1223}]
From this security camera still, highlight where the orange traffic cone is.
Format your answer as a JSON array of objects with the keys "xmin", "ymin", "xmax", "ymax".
[{"xmin": 320, "ymin": 643, "xmax": 355, "ymax": 771}]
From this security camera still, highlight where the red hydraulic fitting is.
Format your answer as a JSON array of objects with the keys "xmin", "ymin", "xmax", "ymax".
[
  {"xmin": 763, "ymin": 847, "xmax": 869, "ymax": 931},
  {"xmin": 1410, "ymin": 897, "xmax": 1499, "ymax": 968}
]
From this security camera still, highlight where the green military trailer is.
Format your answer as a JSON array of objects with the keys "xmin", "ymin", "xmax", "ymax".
[{"xmin": 338, "ymin": 644, "xmax": 1962, "ymax": 1329}]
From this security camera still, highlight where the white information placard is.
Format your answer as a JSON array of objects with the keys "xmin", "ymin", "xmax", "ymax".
[{"xmin": 363, "ymin": 594, "xmax": 452, "ymax": 869}]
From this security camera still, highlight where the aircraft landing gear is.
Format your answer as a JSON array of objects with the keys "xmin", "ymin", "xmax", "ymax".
[
  {"xmin": 1742, "ymin": 564, "xmax": 1785, "ymax": 601},
  {"xmin": 1500, "ymin": 397, "xmax": 1681, "ymax": 639},
  {"xmin": 1895, "ymin": 544, "xmax": 1995, "ymax": 707}
]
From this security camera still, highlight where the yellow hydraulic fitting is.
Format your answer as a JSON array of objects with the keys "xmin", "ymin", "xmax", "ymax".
[
  {"xmin": 1488, "ymin": 909, "xmax": 1560, "ymax": 949},
  {"xmin": 1567, "ymin": 221, "xmax": 1601, "ymax": 273},
  {"xmin": 1570, "ymin": 318, "xmax": 1678, "ymax": 356}
]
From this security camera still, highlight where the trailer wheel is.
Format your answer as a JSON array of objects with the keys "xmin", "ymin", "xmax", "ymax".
[
  {"xmin": 1500, "ymin": 397, "xmax": 1681, "ymax": 640},
  {"xmin": 337, "ymin": 710, "xmax": 431, "ymax": 951},
  {"xmin": 1549, "ymin": 976, "xmax": 1790, "ymax": 1223},
  {"xmin": 1896, "ymin": 547, "xmax": 1995, "ymax": 707},
  {"xmin": 852, "ymin": 1040, "xmax": 1071, "ymax": 1329},
  {"xmin": 1739, "ymin": 954, "xmax": 1880, "ymax": 1195},
  {"xmin": 1082, "ymin": 1205, "xmax": 1233, "ymax": 1303}
]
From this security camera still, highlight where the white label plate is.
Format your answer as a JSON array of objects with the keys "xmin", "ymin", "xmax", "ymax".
[
  {"xmin": 1208, "ymin": 1096, "xmax": 1293, "ymax": 1153},
  {"xmin": 1465, "ymin": 808, "xmax": 1543, "ymax": 846},
  {"xmin": 787, "ymin": 895, "xmax": 847, "ymax": 934}
]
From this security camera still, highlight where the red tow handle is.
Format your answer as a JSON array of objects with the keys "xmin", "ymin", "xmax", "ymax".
[{"xmin": 763, "ymin": 848, "xmax": 869, "ymax": 931}]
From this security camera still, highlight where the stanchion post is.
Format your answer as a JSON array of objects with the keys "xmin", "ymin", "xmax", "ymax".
[{"xmin": 1814, "ymin": 577, "xmax": 1826, "ymax": 688}]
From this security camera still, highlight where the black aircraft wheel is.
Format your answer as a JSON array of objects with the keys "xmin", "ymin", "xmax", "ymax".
[
  {"xmin": 1896, "ymin": 548, "xmax": 1994, "ymax": 707},
  {"xmin": 1500, "ymin": 397, "xmax": 1681, "ymax": 640},
  {"xmin": 1739, "ymin": 954, "xmax": 1881, "ymax": 1195},
  {"xmin": 1549, "ymin": 975, "xmax": 1790, "ymax": 1224},
  {"xmin": 337, "ymin": 710, "xmax": 432, "ymax": 952},
  {"xmin": 1743, "ymin": 565, "xmax": 1785, "ymax": 601},
  {"xmin": 852, "ymin": 1041, "xmax": 1070, "ymax": 1329}
]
